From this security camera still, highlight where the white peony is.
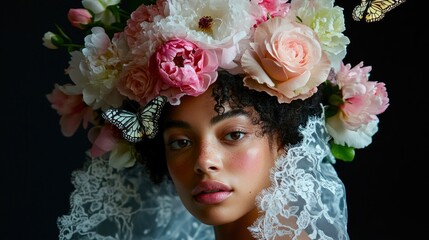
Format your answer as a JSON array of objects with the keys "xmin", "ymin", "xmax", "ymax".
[
  {"xmin": 65, "ymin": 27, "xmax": 126, "ymax": 110},
  {"xmin": 154, "ymin": 0, "xmax": 258, "ymax": 71}
]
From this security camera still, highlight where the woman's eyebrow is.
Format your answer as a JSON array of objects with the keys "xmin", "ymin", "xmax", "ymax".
[
  {"xmin": 164, "ymin": 120, "xmax": 191, "ymax": 130},
  {"xmin": 210, "ymin": 109, "xmax": 249, "ymax": 125},
  {"xmin": 164, "ymin": 109, "xmax": 250, "ymax": 130}
]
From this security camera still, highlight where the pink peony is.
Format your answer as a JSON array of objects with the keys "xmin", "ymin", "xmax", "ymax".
[
  {"xmin": 150, "ymin": 39, "xmax": 219, "ymax": 105},
  {"xmin": 46, "ymin": 84, "xmax": 94, "ymax": 137},
  {"xmin": 68, "ymin": 8, "xmax": 92, "ymax": 29},
  {"xmin": 336, "ymin": 61, "xmax": 389, "ymax": 130},
  {"xmin": 242, "ymin": 17, "xmax": 331, "ymax": 103},
  {"xmin": 253, "ymin": 0, "xmax": 291, "ymax": 27},
  {"xmin": 258, "ymin": 0, "xmax": 290, "ymax": 18}
]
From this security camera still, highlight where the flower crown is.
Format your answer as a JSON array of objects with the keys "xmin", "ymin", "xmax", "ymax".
[{"xmin": 44, "ymin": 0, "xmax": 389, "ymax": 169}]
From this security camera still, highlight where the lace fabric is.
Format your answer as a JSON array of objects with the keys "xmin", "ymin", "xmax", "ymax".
[
  {"xmin": 58, "ymin": 116, "xmax": 348, "ymax": 240},
  {"xmin": 57, "ymin": 155, "xmax": 214, "ymax": 240},
  {"xmin": 249, "ymin": 116, "xmax": 349, "ymax": 240}
]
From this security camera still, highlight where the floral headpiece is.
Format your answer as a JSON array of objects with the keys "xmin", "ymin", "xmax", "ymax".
[{"xmin": 44, "ymin": 0, "xmax": 389, "ymax": 169}]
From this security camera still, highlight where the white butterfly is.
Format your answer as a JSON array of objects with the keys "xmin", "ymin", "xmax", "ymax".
[{"xmin": 102, "ymin": 96, "xmax": 167, "ymax": 142}]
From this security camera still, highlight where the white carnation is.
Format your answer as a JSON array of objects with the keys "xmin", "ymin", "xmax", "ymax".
[
  {"xmin": 66, "ymin": 27, "xmax": 125, "ymax": 110},
  {"xmin": 326, "ymin": 114, "xmax": 379, "ymax": 149}
]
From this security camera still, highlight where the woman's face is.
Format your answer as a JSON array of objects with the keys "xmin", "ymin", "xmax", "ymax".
[{"xmin": 163, "ymin": 88, "xmax": 282, "ymax": 226}]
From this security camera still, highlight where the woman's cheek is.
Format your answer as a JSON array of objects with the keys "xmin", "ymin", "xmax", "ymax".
[
  {"xmin": 228, "ymin": 148, "xmax": 267, "ymax": 173},
  {"xmin": 167, "ymin": 159, "xmax": 189, "ymax": 181}
]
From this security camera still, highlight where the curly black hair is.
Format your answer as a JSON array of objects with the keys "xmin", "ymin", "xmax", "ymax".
[{"xmin": 135, "ymin": 71, "xmax": 323, "ymax": 183}]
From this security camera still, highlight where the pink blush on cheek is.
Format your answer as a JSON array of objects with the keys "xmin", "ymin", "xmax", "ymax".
[
  {"xmin": 227, "ymin": 147, "xmax": 274, "ymax": 197},
  {"xmin": 228, "ymin": 149, "xmax": 267, "ymax": 173}
]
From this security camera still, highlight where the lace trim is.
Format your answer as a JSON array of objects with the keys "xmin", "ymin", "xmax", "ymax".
[
  {"xmin": 57, "ymin": 155, "xmax": 214, "ymax": 240},
  {"xmin": 249, "ymin": 116, "xmax": 349, "ymax": 240}
]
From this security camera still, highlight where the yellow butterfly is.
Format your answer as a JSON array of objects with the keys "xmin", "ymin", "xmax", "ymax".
[{"xmin": 352, "ymin": 0, "xmax": 406, "ymax": 22}]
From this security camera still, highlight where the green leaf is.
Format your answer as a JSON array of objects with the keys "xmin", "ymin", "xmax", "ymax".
[{"xmin": 330, "ymin": 143, "xmax": 355, "ymax": 162}]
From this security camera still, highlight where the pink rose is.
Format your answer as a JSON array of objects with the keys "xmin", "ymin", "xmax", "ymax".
[
  {"xmin": 150, "ymin": 39, "xmax": 218, "ymax": 105},
  {"xmin": 46, "ymin": 84, "xmax": 94, "ymax": 137},
  {"xmin": 117, "ymin": 62, "xmax": 161, "ymax": 106},
  {"xmin": 242, "ymin": 17, "xmax": 331, "ymax": 103},
  {"xmin": 336, "ymin": 61, "xmax": 389, "ymax": 130},
  {"xmin": 68, "ymin": 8, "xmax": 92, "ymax": 29}
]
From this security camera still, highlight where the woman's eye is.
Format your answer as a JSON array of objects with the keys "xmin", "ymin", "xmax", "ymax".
[
  {"xmin": 224, "ymin": 131, "xmax": 246, "ymax": 141},
  {"xmin": 168, "ymin": 139, "xmax": 191, "ymax": 150}
]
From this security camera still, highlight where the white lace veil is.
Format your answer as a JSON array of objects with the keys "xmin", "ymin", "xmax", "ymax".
[
  {"xmin": 57, "ymin": 155, "xmax": 214, "ymax": 240},
  {"xmin": 57, "ymin": 115, "xmax": 348, "ymax": 240},
  {"xmin": 249, "ymin": 116, "xmax": 348, "ymax": 240}
]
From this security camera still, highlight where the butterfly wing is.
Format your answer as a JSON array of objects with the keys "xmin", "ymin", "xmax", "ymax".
[
  {"xmin": 366, "ymin": 0, "xmax": 406, "ymax": 22},
  {"xmin": 102, "ymin": 108, "xmax": 144, "ymax": 143},
  {"xmin": 138, "ymin": 96, "xmax": 168, "ymax": 139},
  {"xmin": 102, "ymin": 96, "xmax": 167, "ymax": 142},
  {"xmin": 353, "ymin": 0, "xmax": 406, "ymax": 22},
  {"xmin": 352, "ymin": 0, "xmax": 369, "ymax": 21}
]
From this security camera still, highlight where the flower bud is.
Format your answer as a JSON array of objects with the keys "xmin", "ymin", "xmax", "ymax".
[
  {"xmin": 42, "ymin": 32, "xmax": 62, "ymax": 49},
  {"xmin": 68, "ymin": 8, "xmax": 92, "ymax": 29}
]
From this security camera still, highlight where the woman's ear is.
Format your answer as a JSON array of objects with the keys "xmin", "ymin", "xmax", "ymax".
[
  {"xmin": 272, "ymin": 134, "xmax": 286, "ymax": 157},
  {"xmin": 276, "ymin": 144, "xmax": 286, "ymax": 157}
]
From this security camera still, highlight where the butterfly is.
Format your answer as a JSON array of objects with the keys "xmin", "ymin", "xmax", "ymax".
[
  {"xmin": 352, "ymin": 0, "xmax": 406, "ymax": 22},
  {"xmin": 102, "ymin": 95, "xmax": 167, "ymax": 142}
]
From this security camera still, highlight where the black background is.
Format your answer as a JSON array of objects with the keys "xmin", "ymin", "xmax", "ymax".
[{"xmin": 2, "ymin": 1, "xmax": 424, "ymax": 239}]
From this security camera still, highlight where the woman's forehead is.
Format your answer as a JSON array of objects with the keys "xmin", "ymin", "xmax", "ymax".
[{"xmin": 167, "ymin": 90, "xmax": 225, "ymax": 120}]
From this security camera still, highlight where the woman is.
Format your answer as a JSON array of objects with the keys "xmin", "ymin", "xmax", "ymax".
[
  {"xmin": 138, "ymin": 71, "xmax": 331, "ymax": 239},
  {"xmin": 45, "ymin": 0, "xmax": 389, "ymax": 239}
]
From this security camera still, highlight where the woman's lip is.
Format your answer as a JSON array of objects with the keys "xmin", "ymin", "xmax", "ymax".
[
  {"xmin": 194, "ymin": 191, "xmax": 232, "ymax": 204},
  {"xmin": 192, "ymin": 180, "xmax": 232, "ymax": 195},
  {"xmin": 192, "ymin": 180, "xmax": 232, "ymax": 204}
]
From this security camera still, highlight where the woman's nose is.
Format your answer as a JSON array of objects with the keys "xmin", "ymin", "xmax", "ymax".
[{"xmin": 193, "ymin": 141, "xmax": 222, "ymax": 174}]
